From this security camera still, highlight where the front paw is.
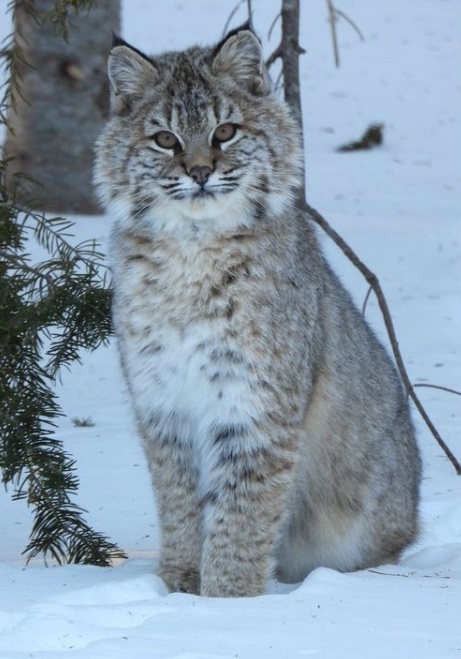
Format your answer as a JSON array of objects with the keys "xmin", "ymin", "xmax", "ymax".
[{"xmin": 158, "ymin": 566, "xmax": 200, "ymax": 595}]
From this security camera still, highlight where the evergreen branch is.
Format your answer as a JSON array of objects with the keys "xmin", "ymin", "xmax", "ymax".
[
  {"xmin": 44, "ymin": 0, "xmax": 96, "ymax": 40},
  {"xmin": 1, "ymin": 0, "xmax": 124, "ymax": 566}
]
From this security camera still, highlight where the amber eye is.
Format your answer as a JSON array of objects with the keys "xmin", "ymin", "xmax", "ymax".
[
  {"xmin": 153, "ymin": 131, "xmax": 180, "ymax": 149},
  {"xmin": 213, "ymin": 123, "xmax": 238, "ymax": 144}
]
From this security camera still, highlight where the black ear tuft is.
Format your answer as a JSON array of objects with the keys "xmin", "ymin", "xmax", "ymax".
[
  {"xmin": 110, "ymin": 34, "xmax": 154, "ymax": 65},
  {"xmin": 107, "ymin": 40, "xmax": 159, "ymax": 114},
  {"xmin": 212, "ymin": 21, "xmax": 255, "ymax": 60},
  {"xmin": 112, "ymin": 32, "xmax": 126, "ymax": 49},
  {"xmin": 212, "ymin": 23, "xmax": 270, "ymax": 96}
]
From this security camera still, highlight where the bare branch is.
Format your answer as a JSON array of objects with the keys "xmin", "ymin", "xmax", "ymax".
[
  {"xmin": 246, "ymin": 0, "xmax": 253, "ymax": 24},
  {"xmin": 413, "ymin": 384, "xmax": 461, "ymax": 397},
  {"xmin": 266, "ymin": 44, "xmax": 283, "ymax": 69},
  {"xmin": 361, "ymin": 285, "xmax": 373, "ymax": 317},
  {"xmin": 335, "ymin": 8, "xmax": 365, "ymax": 42},
  {"xmin": 325, "ymin": 1, "xmax": 365, "ymax": 69},
  {"xmin": 278, "ymin": 0, "xmax": 306, "ymax": 203},
  {"xmin": 277, "ymin": 0, "xmax": 459, "ymax": 474},
  {"xmin": 273, "ymin": 69, "xmax": 284, "ymax": 93},
  {"xmin": 221, "ymin": 0, "xmax": 245, "ymax": 37},
  {"xmin": 268, "ymin": 11, "xmax": 281, "ymax": 41},
  {"xmin": 326, "ymin": 0, "xmax": 340, "ymax": 68},
  {"xmin": 303, "ymin": 201, "xmax": 461, "ymax": 475}
]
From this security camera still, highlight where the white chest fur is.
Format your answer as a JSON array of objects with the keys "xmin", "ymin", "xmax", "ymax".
[{"xmin": 111, "ymin": 223, "xmax": 267, "ymax": 479}]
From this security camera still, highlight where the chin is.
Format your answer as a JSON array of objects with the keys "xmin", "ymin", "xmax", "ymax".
[
  {"xmin": 180, "ymin": 191, "xmax": 240, "ymax": 222},
  {"xmin": 140, "ymin": 190, "xmax": 251, "ymax": 235}
]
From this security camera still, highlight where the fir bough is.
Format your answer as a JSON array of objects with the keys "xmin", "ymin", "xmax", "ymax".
[{"xmin": 0, "ymin": 0, "xmax": 126, "ymax": 565}]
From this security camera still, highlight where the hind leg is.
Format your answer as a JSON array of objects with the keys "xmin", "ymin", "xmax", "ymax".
[{"xmin": 275, "ymin": 505, "xmax": 377, "ymax": 583}]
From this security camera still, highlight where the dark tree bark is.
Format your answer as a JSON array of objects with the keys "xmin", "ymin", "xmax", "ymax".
[
  {"xmin": 280, "ymin": 0, "xmax": 304, "ymax": 159},
  {"xmin": 4, "ymin": 0, "xmax": 120, "ymax": 214}
]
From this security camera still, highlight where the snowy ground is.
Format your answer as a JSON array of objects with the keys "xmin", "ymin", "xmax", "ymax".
[{"xmin": 1, "ymin": 0, "xmax": 460, "ymax": 657}]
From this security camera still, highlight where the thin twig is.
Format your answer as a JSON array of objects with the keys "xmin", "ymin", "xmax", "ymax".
[
  {"xmin": 413, "ymin": 384, "xmax": 461, "ymax": 397},
  {"xmin": 273, "ymin": 69, "xmax": 284, "ymax": 93},
  {"xmin": 246, "ymin": 0, "xmax": 253, "ymax": 24},
  {"xmin": 279, "ymin": 0, "xmax": 460, "ymax": 475},
  {"xmin": 368, "ymin": 569, "xmax": 449, "ymax": 579},
  {"xmin": 326, "ymin": 0, "xmax": 340, "ymax": 68},
  {"xmin": 335, "ymin": 9, "xmax": 365, "ymax": 42},
  {"xmin": 368, "ymin": 569, "xmax": 409, "ymax": 578},
  {"xmin": 304, "ymin": 202, "xmax": 461, "ymax": 476},
  {"xmin": 266, "ymin": 44, "xmax": 282, "ymax": 69},
  {"xmin": 325, "ymin": 1, "xmax": 365, "ymax": 69},
  {"xmin": 268, "ymin": 11, "xmax": 281, "ymax": 41},
  {"xmin": 221, "ymin": 0, "xmax": 245, "ymax": 37},
  {"xmin": 361, "ymin": 285, "xmax": 373, "ymax": 316}
]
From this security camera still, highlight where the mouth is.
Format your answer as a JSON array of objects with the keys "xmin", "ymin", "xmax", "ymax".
[{"xmin": 192, "ymin": 188, "xmax": 215, "ymax": 200}]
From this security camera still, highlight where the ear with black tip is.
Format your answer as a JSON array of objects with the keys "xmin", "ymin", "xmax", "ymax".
[
  {"xmin": 212, "ymin": 24, "xmax": 271, "ymax": 96},
  {"xmin": 108, "ymin": 37, "xmax": 159, "ymax": 113}
]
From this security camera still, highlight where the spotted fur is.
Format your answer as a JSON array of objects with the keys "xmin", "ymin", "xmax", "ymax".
[{"xmin": 94, "ymin": 27, "xmax": 421, "ymax": 597}]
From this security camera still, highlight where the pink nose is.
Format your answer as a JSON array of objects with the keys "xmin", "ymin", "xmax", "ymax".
[{"xmin": 189, "ymin": 165, "xmax": 212, "ymax": 186}]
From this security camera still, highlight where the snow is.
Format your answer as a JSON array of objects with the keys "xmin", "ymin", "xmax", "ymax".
[{"xmin": 1, "ymin": 0, "xmax": 460, "ymax": 657}]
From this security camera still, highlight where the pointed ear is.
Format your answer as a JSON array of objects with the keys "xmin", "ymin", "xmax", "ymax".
[
  {"xmin": 108, "ymin": 43, "xmax": 159, "ymax": 113},
  {"xmin": 212, "ymin": 27, "xmax": 271, "ymax": 96}
]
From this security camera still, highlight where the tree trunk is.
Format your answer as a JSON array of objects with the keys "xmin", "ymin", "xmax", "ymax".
[
  {"xmin": 276, "ymin": 0, "xmax": 460, "ymax": 474},
  {"xmin": 4, "ymin": 0, "xmax": 120, "ymax": 214},
  {"xmin": 279, "ymin": 0, "xmax": 305, "ymax": 204}
]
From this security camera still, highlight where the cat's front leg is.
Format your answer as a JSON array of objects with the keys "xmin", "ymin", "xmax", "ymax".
[
  {"xmin": 199, "ymin": 425, "xmax": 297, "ymax": 597},
  {"xmin": 143, "ymin": 435, "xmax": 203, "ymax": 594}
]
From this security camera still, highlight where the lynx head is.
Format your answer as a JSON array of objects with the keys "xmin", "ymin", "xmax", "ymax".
[{"xmin": 95, "ymin": 25, "xmax": 302, "ymax": 234}]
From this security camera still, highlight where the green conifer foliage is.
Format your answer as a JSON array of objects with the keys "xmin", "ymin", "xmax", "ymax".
[{"xmin": 0, "ymin": 0, "xmax": 126, "ymax": 565}]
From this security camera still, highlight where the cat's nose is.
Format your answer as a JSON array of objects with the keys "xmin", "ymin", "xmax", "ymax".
[{"xmin": 189, "ymin": 165, "xmax": 212, "ymax": 186}]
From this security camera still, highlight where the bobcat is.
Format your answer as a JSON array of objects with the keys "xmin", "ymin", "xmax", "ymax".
[{"xmin": 94, "ymin": 26, "xmax": 421, "ymax": 597}]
